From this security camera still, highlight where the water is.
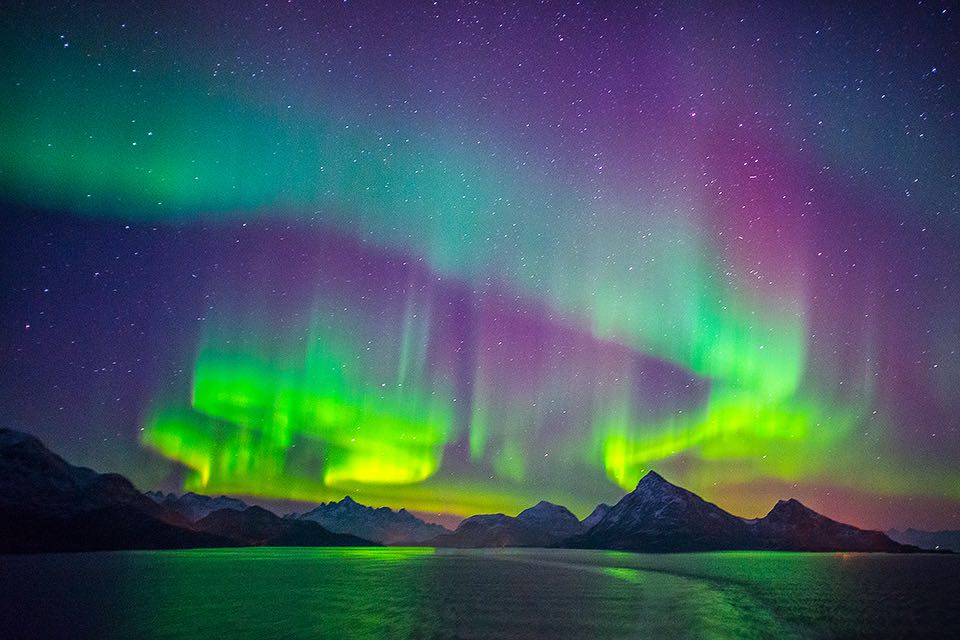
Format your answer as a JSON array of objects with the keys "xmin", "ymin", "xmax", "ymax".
[{"xmin": 1, "ymin": 548, "xmax": 957, "ymax": 639}]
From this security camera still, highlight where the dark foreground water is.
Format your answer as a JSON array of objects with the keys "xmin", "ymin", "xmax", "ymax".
[{"xmin": 1, "ymin": 548, "xmax": 957, "ymax": 639}]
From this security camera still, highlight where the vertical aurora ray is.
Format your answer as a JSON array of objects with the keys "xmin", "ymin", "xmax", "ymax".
[{"xmin": 145, "ymin": 296, "xmax": 457, "ymax": 494}]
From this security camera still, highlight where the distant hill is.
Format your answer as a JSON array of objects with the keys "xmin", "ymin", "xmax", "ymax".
[
  {"xmin": 427, "ymin": 501, "xmax": 584, "ymax": 548},
  {"xmin": 145, "ymin": 490, "xmax": 248, "ymax": 522},
  {"xmin": 196, "ymin": 506, "xmax": 377, "ymax": 547},
  {"xmin": 290, "ymin": 495, "xmax": 448, "ymax": 544},
  {"xmin": 750, "ymin": 498, "xmax": 904, "ymax": 552},
  {"xmin": 887, "ymin": 528, "xmax": 960, "ymax": 552}
]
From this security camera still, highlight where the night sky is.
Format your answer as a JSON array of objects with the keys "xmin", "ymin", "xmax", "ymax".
[{"xmin": 2, "ymin": 1, "xmax": 958, "ymax": 530}]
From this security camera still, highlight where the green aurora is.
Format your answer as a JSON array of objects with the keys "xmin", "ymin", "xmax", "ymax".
[{"xmin": 2, "ymin": 2, "xmax": 958, "ymax": 525}]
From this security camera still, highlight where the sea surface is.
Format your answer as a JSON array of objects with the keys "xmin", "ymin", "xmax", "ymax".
[{"xmin": 1, "ymin": 548, "xmax": 957, "ymax": 639}]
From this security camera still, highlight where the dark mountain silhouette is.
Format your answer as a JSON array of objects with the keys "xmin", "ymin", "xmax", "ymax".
[
  {"xmin": 0, "ymin": 429, "xmax": 176, "ymax": 521},
  {"xmin": 569, "ymin": 471, "xmax": 912, "ymax": 553},
  {"xmin": 146, "ymin": 490, "xmax": 248, "ymax": 522},
  {"xmin": 0, "ymin": 505, "xmax": 236, "ymax": 554},
  {"xmin": 427, "ymin": 500, "xmax": 583, "ymax": 548},
  {"xmin": 0, "ymin": 429, "xmax": 923, "ymax": 554},
  {"xmin": 290, "ymin": 495, "xmax": 448, "ymax": 544},
  {"xmin": 887, "ymin": 528, "xmax": 960, "ymax": 552},
  {"xmin": 568, "ymin": 471, "xmax": 753, "ymax": 551},
  {"xmin": 752, "ymin": 498, "xmax": 904, "ymax": 552},
  {"xmin": 516, "ymin": 501, "xmax": 584, "ymax": 539},
  {"xmin": 195, "ymin": 506, "xmax": 377, "ymax": 547},
  {"xmin": 0, "ymin": 429, "xmax": 374, "ymax": 553},
  {"xmin": 0, "ymin": 429, "xmax": 232, "ymax": 552},
  {"xmin": 427, "ymin": 514, "xmax": 528, "ymax": 547}
]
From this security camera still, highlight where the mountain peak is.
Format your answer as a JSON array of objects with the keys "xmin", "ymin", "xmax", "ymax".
[
  {"xmin": 634, "ymin": 470, "xmax": 671, "ymax": 490},
  {"xmin": 297, "ymin": 495, "xmax": 448, "ymax": 543},
  {"xmin": 245, "ymin": 505, "xmax": 276, "ymax": 516},
  {"xmin": 517, "ymin": 500, "xmax": 579, "ymax": 524},
  {"xmin": 523, "ymin": 500, "xmax": 563, "ymax": 513},
  {"xmin": 756, "ymin": 498, "xmax": 905, "ymax": 551},
  {"xmin": 570, "ymin": 469, "xmax": 753, "ymax": 552},
  {"xmin": 769, "ymin": 498, "xmax": 816, "ymax": 517}
]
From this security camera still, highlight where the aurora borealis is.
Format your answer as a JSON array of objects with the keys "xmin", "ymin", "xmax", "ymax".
[{"xmin": 1, "ymin": 1, "xmax": 958, "ymax": 530}]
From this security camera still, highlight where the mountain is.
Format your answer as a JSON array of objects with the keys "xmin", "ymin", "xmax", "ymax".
[
  {"xmin": 516, "ymin": 501, "xmax": 583, "ymax": 539},
  {"xmin": 752, "ymin": 498, "xmax": 905, "ymax": 552},
  {"xmin": 428, "ymin": 501, "xmax": 583, "ymax": 548},
  {"xmin": 195, "ymin": 506, "xmax": 377, "ymax": 547},
  {"xmin": 0, "ymin": 428, "xmax": 374, "ymax": 553},
  {"xmin": 887, "ymin": 528, "xmax": 960, "ymax": 552},
  {"xmin": 146, "ymin": 490, "xmax": 248, "ymax": 522},
  {"xmin": 291, "ymin": 495, "xmax": 448, "ymax": 544},
  {"xmin": 428, "ymin": 514, "xmax": 540, "ymax": 548},
  {"xmin": 0, "ymin": 428, "xmax": 922, "ymax": 554},
  {"xmin": 0, "ymin": 429, "xmax": 232, "ymax": 552},
  {"xmin": 568, "ymin": 471, "xmax": 753, "ymax": 551},
  {"xmin": 0, "ymin": 429, "xmax": 174, "ymax": 520},
  {"xmin": 569, "ymin": 471, "xmax": 912, "ymax": 553}
]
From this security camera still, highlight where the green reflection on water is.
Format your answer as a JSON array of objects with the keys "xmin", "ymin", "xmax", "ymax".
[{"xmin": 1, "ymin": 549, "xmax": 957, "ymax": 640}]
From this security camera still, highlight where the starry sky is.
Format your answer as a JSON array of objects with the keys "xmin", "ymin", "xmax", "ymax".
[{"xmin": 1, "ymin": 1, "xmax": 958, "ymax": 530}]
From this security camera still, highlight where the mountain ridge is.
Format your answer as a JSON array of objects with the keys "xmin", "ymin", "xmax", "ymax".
[
  {"xmin": 567, "ymin": 471, "xmax": 909, "ymax": 553},
  {"xmin": 145, "ymin": 490, "xmax": 249, "ymax": 522},
  {"xmin": 291, "ymin": 495, "xmax": 448, "ymax": 544},
  {"xmin": 0, "ymin": 428, "xmax": 233, "ymax": 552},
  {"xmin": 566, "ymin": 470, "xmax": 756, "ymax": 551},
  {"xmin": 886, "ymin": 528, "xmax": 960, "ymax": 552},
  {"xmin": 424, "ymin": 499, "xmax": 588, "ymax": 548},
  {"xmin": 0, "ymin": 429, "xmax": 923, "ymax": 554}
]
